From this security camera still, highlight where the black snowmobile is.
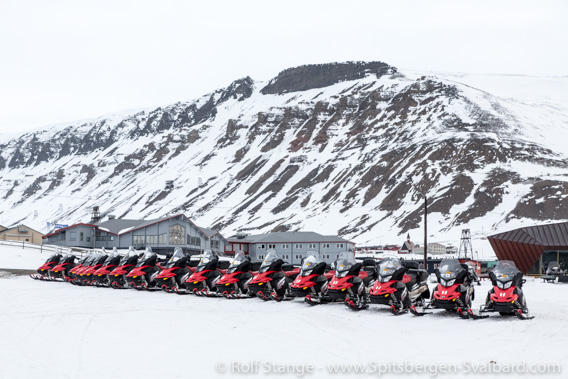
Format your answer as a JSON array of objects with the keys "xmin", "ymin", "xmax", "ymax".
[
  {"xmin": 410, "ymin": 258, "xmax": 486, "ymax": 319},
  {"xmin": 155, "ymin": 247, "xmax": 191, "ymax": 293},
  {"xmin": 215, "ymin": 251, "xmax": 254, "ymax": 298},
  {"xmin": 479, "ymin": 260, "xmax": 533, "ymax": 320},
  {"xmin": 368, "ymin": 258, "xmax": 430, "ymax": 315},
  {"xmin": 290, "ymin": 251, "xmax": 332, "ymax": 305}
]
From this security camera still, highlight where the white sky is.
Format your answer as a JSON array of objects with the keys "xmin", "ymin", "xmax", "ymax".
[{"xmin": 0, "ymin": 0, "xmax": 566, "ymax": 135}]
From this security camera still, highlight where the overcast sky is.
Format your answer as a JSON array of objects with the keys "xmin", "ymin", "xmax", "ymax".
[{"xmin": 0, "ymin": 0, "xmax": 566, "ymax": 135}]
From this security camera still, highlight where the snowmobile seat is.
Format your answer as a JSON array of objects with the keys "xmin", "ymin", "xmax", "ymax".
[
  {"xmin": 282, "ymin": 264, "xmax": 296, "ymax": 272},
  {"xmin": 218, "ymin": 261, "xmax": 230, "ymax": 270},
  {"xmin": 403, "ymin": 261, "xmax": 420, "ymax": 269},
  {"xmin": 250, "ymin": 261, "xmax": 263, "ymax": 272},
  {"xmin": 362, "ymin": 259, "xmax": 376, "ymax": 267}
]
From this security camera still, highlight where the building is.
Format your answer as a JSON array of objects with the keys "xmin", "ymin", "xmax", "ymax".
[
  {"xmin": 42, "ymin": 214, "xmax": 228, "ymax": 255},
  {"xmin": 488, "ymin": 222, "xmax": 568, "ymax": 274},
  {"xmin": 413, "ymin": 243, "xmax": 447, "ymax": 255},
  {"xmin": 0, "ymin": 224, "xmax": 44, "ymax": 244},
  {"xmin": 225, "ymin": 231, "xmax": 355, "ymax": 265},
  {"xmin": 399, "ymin": 234, "xmax": 415, "ymax": 254}
]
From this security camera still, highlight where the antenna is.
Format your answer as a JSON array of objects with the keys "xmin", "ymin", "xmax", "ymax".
[{"xmin": 458, "ymin": 229, "xmax": 474, "ymax": 260}]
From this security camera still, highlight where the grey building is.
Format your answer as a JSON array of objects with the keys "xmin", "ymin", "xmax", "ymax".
[
  {"xmin": 226, "ymin": 231, "xmax": 355, "ymax": 265},
  {"xmin": 42, "ymin": 214, "xmax": 228, "ymax": 255}
]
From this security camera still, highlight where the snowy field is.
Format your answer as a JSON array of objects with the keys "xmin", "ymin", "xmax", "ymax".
[{"xmin": 1, "ymin": 245, "xmax": 567, "ymax": 379}]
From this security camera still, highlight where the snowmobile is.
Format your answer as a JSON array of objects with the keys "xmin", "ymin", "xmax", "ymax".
[
  {"xmin": 126, "ymin": 248, "xmax": 161, "ymax": 290},
  {"xmin": 248, "ymin": 250, "xmax": 300, "ymax": 301},
  {"xmin": 92, "ymin": 249, "xmax": 122, "ymax": 287},
  {"xmin": 327, "ymin": 252, "xmax": 377, "ymax": 310},
  {"xmin": 79, "ymin": 253, "xmax": 108, "ymax": 286},
  {"xmin": 185, "ymin": 250, "xmax": 224, "ymax": 296},
  {"xmin": 290, "ymin": 251, "xmax": 332, "ymax": 305},
  {"xmin": 109, "ymin": 247, "xmax": 140, "ymax": 289},
  {"xmin": 215, "ymin": 251, "xmax": 254, "ymax": 299},
  {"xmin": 49, "ymin": 254, "xmax": 78, "ymax": 281},
  {"xmin": 30, "ymin": 253, "xmax": 62, "ymax": 280},
  {"xmin": 546, "ymin": 261, "xmax": 565, "ymax": 276},
  {"xmin": 479, "ymin": 260, "xmax": 533, "ymax": 320},
  {"xmin": 155, "ymin": 247, "xmax": 191, "ymax": 294},
  {"xmin": 410, "ymin": 258, "xmax": 485, "ymax": 319},
  {"xmin": 69, "ymin": 254, "xmax": 98, "ymax": 284},
  {"xmin": 368, "ymin": 258, "xmax": 429, "ymax": 315}
]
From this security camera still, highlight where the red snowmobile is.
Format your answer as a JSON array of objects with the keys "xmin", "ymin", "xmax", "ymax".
[
  {"xmin": 248, "ymin": 250, "xmax": 300, "ymax": 301},
  {"xmin": 109, "ymin": 248, "xmax": 140, "ymax": 289},
  {"xmin": 368, "ymin": 258, "xmax": 429, "ymax": 315},
  {"xmin": 30, "ymin": 253, "xmax": 63, "ymax": 280},
  {"xmin": 410, "ymin": 258, "xmax": 486, "ymax": 319},
  {"xmin": 49, "ymin": 254, "xmax": 78, "ymax": 281},
  {"xmin": 215, "ymin": 251, "xmax": 253, "ymax": 299},
  {"xmin": 92, "ymin": 249, "xmax": 122, "ymax": 287},
  {"xmin": 290, "ymin": 251, "xmax": 331, "ymax": 305},
  {"xmin": 479, "ymin": 260, "xmax": 533, "ymax": 320},
  {"xmin": 79, "ymin": 253, "xmax": 109, "ymax": 286},
  {"xmin": 327, "ymin": 252, "xmax": 377, "ymax": 310},
  {"xmin": 126, "ymin": 248, "xmax": 161, "ymax": 290},
  {"xmin": 185, "ymin": 250, "xmax": 224, "ymax": 296},
  {"xmin": 155, "ymin": 248, "xmax": 191, "ymax": 294},
  {"xmin": 69, "ymin": 254, "xmax": 98, "ymax": 284}
]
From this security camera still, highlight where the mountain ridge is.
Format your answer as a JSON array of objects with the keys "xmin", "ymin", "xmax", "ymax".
[{"xmin": 1, "ymin": 61, "xmax": 567, "ymax": 246}]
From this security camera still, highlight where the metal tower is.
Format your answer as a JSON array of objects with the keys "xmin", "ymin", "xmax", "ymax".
[{"xmin": 458, "ymin": 229, "xmax": 474, "ymax": 259}]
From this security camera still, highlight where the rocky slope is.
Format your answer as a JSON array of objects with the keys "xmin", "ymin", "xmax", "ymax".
[{"xmin": 1, "ymin": 61, "xmax": 567, "ymax": 244}]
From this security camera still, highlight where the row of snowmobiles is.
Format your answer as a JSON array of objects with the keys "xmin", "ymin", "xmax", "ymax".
[{"xmin": 30, "ymin": 248, "xmax": 534, "ymax": 320}]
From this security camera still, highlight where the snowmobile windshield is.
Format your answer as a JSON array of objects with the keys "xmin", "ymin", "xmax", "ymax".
[
  {"xmin": 438, "ymin": 259, "xmax": 464, "ymax": 281},
  {"xmin": 103, "ymin": 254, "xmax": 117, "ymax": 266},
  {"xmin": 196, "ymin": 250, "xmax": 217, "ymax": 272},
  {"xmin": 335, "ymin": 252, "xmax": 357, "ymax": 278},
  {"xmin": 137, "ymin": 251, "xmax": 156, "ymax": 267},
  {"xmin": 227, "ymin": 251, "xmax": 247, "ymax": 273},
  {"xmin": 301, "ymin": 251, "xmax": 324, "ymax": 276},
  {"xmin": 378, "ymin": 258, "xmax": 403, "ymax": 281},
  {"xmin": 119, "ymin": 248, "xmax": 138, "ymax": 265},
  {"xmin": 259, "ymin": 250, "xmax": 280, "ymax": 273},
  {"xmin": 492, "ymin": 261, "xmax": 519, "ymax": 283},
  {"xmin": 84, "ymin": 254, "xmax": 98, "ymax": 265},
  {"xmin": 166, "ymin": 248, "xmax": 185, "ymax": 268}
]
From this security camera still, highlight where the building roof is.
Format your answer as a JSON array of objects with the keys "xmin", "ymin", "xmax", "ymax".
[
  {"xmin": 0, "ymin": 224, "xmax": 45, "ymax": 236},
  {"xmin": 228, "ymin": 231, "xmax": 352, "ymax": 244},
  {"xmin": 42, "ymin": 213, "xmax": 225, "ymax": 241},
  {"xmin": 488, "ymin": 221, "xmax": 568, "ymax": 273}
]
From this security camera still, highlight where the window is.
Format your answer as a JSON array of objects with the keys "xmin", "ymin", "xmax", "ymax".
[
  {"xmin": 80, "ymin": 232, "xmax": 84, "ymax": 242},
  {"xmin": 258, "ymin": 254, "xmax": 265, "ymax": 260},
  {"xmin": 70, "ymin": 232, "xmax": 76, "ymax": 241},
  {"xmin": 225, "ymin": 244, "xmax": 232, "ymax": 252},
  {"xmin": 258, "ymin": 244, "xmax": 265, "ymax": 249},
  {"xmin": 322, "ymin": 254, "xmax": 330, "ymax": 259},
  {"xmin": 295, "ymin": 244, "xmax": 303, "ymax": 249},
  {"xmin": 308, "ymin": 244, "xmax": 316, "ymax": 249},
  {"xmin": 233, "ymin": 243, "xmax": 241, "ymax": 250},
  {"xmin": 189, "ymin": 236, "xmax": 201, "ymax": 246},
  {"xmin": 281, "ymin": 244, "xmax": 289, "ymax": 249},
  {"xmin": 295, "ymin": 254, "xmax": 302, "ymax": 260},
  {"xmin": 86, "ymin": 237, "xmax": 91, "ymax": 242},
  {"xmin": 146, "ymin": 235, "xmax": 157, "ymax": 244},
  {"xmin": 159, "ymin": 233, "xmax": 167, "ymax": 244},
  {"xmin": 211, "ymin": 240, "xmax": 220, "ymax": 249},
  {"xmin": 133, "ymin": 235, "xmax": 145, "ymax": 245},
  {"xmin": 169, "ymin": 224, "xmax": 186, "ymax": 245},
  {"xmin": 322, "ymin": 243, "xmax": 330, "ymax": 249},
  {"xmin": 268, "ymin": 244, "xmax": 276, "ymax": 249},
  {"xmin": 336, "ymin": 243, "xmax": 344, "ymax": 249},
  {"xmin": 281, "ymin": 254, "xmax": 289, "ymax": 260}
]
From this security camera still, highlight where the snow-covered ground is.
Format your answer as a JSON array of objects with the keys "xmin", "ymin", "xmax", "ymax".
[{"xmin": 0, "ymin": 245, "xmax": 566, "ymax": 379}]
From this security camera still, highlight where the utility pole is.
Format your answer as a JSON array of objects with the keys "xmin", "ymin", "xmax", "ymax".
[{"xmin": 424, "ymin": 196, "xmax": 428, "ymax": 271}]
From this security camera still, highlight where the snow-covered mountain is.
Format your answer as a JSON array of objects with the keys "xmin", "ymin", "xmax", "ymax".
[{"xmin": 1, "ymin": 61, "xmax": 568, "ymax": 247}]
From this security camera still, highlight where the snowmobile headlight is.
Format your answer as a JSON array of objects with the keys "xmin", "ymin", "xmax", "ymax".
[
  {"xmin": 379, "ymin": 275, "xmax": 392, "ymax": 283},
  {"xmin": 497, "ymin": 281, "xmax": 512, "ymax": 290},
  {"xmin": 441, "ymin": 279, "xmax": 455, "ymax": 287}
]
